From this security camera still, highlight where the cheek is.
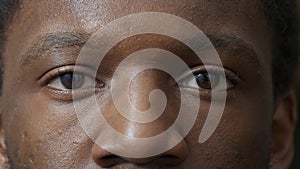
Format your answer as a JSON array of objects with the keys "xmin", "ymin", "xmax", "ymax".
[
  {"xmin": 183, "ymin": 87, "xmax": 273, "ymax": 168},
  {"xmin": 2, "ymin": 93, "xmax": 93, "ymax": 168}
]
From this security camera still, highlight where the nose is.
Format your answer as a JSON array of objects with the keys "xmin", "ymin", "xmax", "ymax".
[
  {"xmin": 92, "ymin": 140, "xmax": 188, "ymax": 168},
  {"xmin": 91, "ymin": 70, "xmax": 188, "ymax": 167}
]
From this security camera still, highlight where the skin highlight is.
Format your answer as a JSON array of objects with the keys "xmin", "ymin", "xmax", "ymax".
[{"xmin": 0, "ymin": 0, "xmax": 297, "ymax": 169}]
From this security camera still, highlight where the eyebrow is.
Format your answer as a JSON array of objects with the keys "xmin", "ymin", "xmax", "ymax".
[
  {"xmin": 207, "ymin": 34, "xmax": 260, "ymax": 66},
  {"xmin": 20, "ymin": 31, "xmax": 260, "ymax": 67},
  {"xmin": 20, "ymin": 31, "xmax": 90, "ymax": 65}
]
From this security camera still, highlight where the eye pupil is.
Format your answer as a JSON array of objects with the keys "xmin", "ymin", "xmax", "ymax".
[
  {"xmin": 60, "ymin": 73, "xmax": 85, "ymax": 89},
  {"xmin": 195, "ymin": 72, "xmax": 218, "ymax": 89}
]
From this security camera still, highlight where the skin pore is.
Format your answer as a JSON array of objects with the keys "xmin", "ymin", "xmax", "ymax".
[{"xmin": 0, "ymin": 0, "xmax": 297, "ymax": 169}]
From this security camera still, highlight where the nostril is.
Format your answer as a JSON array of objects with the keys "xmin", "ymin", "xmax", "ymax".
[
  {"xmin": 160, "ymin": 154, "xmax": 178, "ymax": 159},
  {"xmin": 155, "ymin": 140, "xmax": 188, "ymax": 166},
  {"xmin": 92, "ymin": 144, "xmax": 125, "ymax": 168},
  {"xmin": 157, "ymin": 154, "xmax": 182, "ymax": 166},
  {"xmin": 92, "ymin": 139, "xmax": 188, "ymax": 167},
  {"xmin": 95, "ymin": 154, "xmax": 125, "ymax": 168},
  {"xmin": 101, "ymin": 155, "xmax": 119, "ymax": 160}
]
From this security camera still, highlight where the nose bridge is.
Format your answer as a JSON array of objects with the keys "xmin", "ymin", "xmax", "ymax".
[
  {"xmin": 128, "ymin": 69, "xmax": 166, "ymax": 112},
  {"xmin": 91, "ymin": 69, "xmax": 187, "ymax": 167},
  {"xmin": 122, "ymin": 69, "xmax": 180, "ymax": 138}
]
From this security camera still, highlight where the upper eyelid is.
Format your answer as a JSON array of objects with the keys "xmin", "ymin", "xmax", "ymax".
[
  {"xmin": 38, "ymin": 65, "xmax": 97, "ymax": 86},
  {"xmin": 176, "ymin": 65, "xmax": 241, "ymax": 82},
  {"xmin": 39, "ymin": 64, "xmax": 241, "ymax": 86},
  {"xmin": 38, "ymin": 63, "xmax": 97, "ymax": 78}
]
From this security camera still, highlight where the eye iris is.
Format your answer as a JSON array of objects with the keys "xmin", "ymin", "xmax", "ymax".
[
  {"xmin": 60, "ymin": 73, "xmax": 85, "ymax": 89},
  {"xmin": 195, "ymin": 72, "xmax": 218, "ymax": 89}
]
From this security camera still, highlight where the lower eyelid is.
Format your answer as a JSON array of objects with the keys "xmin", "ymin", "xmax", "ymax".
[
  {"xmin": 44, "ymin": 87, "xmax": 99, "ymax": 101},
  {"xmin": 179, "ymin": 87, "xmax": 231, "ymax": 101}
]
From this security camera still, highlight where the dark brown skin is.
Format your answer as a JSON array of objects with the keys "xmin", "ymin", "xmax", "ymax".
[{"xmin": 0, "ymin": 0, "xmax": 297, "ymax": 168}]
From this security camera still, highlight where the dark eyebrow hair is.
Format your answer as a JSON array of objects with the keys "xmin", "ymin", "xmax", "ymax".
[
  {"xmin": 20, "ymin": 31, "xmax": 260, "ymax": 67},
  {"xmin": 20, "ymin": 31, "xmax": 90, "ymax": 65},
  {"xmin": 208, "ymin": 34, "xmax": 261, "ymax": 66}
]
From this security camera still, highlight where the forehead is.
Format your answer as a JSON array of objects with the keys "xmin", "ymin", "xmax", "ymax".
[
  {"xmin": 5, "ymin": 0, "xmax": 271, "ymax": 69},
  {"xmin": 14, "ymin": 0, "xmax": 268, "ymax": 33}
]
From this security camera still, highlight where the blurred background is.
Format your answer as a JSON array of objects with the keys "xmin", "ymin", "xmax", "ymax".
[
  {"xmin": 290, "ymin": 66, "xmax": 299, "ymax": 168},
  {"xmin": 290, "ymin": 2, "xmax": 300, "ymax": 166},
  {"xmin": 289, "ymin": 1, "xmax": 299, "ymax": 168},
  {"xmin": 290, "ymin": 2, "xmax": 300, "ymax": 168}
]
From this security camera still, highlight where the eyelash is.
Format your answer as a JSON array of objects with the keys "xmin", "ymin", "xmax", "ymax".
[
  {"xmin": 39, "ymin": 65, "xmax": 104, "ymax": 100},
  {"xmin": 177, "ymin": 65, "xmax": 240, "ymax": 99},
  {"xmin": 194, "ymin": 65, "xmax": 239, "ymax": 86},
  {"xmin": 40, "ymin": 65, "xmax": 240, "ymax": 101}
]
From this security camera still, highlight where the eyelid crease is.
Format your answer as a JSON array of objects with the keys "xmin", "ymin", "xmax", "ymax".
[
  {"xmin": 176, "ymin": 64, "xmax": 241, "ymax": 83},
  {"xmin": 38, "ymin": 65, "xmax": 98, "ymax": 86}
]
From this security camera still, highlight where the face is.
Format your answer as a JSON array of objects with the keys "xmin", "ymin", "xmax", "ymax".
[{"xmin": 0, "ymin": 0, "xmax": 290, "ymax": 168}]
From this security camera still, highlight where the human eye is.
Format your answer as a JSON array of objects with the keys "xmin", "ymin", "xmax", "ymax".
[
  {"xmin": 178, "ymin": 65, "xmax": 240, "ymax": 98},
  {"xmin": 39, "ymin": 65, "xmax": 104, "ymax": 100}
]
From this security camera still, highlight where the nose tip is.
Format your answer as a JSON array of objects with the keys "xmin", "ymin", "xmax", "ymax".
[
  {"xmin": 92, "ymin": 140, "xmax": 188, "ymax": 168},
  {"xmin": 91, "ymin": 69, "xmax": 187, "ymax": 168}
]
